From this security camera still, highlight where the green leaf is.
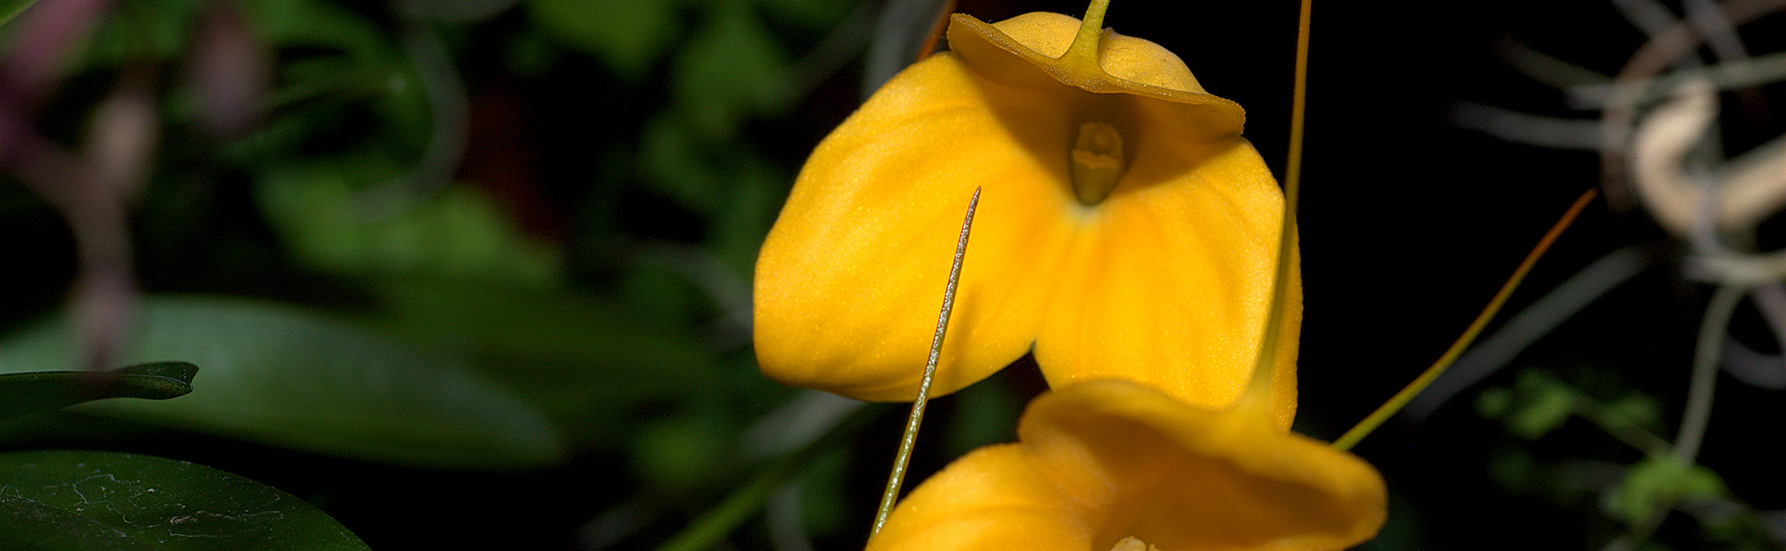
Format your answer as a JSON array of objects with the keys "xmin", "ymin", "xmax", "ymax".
[
  {"xmin": 0, "ymin": 362, "xmax": 198, "ymax": 422},
  {"xmin": 0, "ymin": 450, "xmax": 369, "ymax": 551},
  {"xmin": 0, "ymin": 296, "xmax": 564, "ymax": 469},
  {"xmin": 1605, "ymin": 455, "xmax": 1729, "ymax": 527},
  {"xmin": 1506, "ymin": 369, "xmax": 1576, "ymax": 439},
  {"xmin": 1474, "ymin": 385, "xmax": 1513, "ymax": 419},
  {"xmin": 360, "ymin": 280, "xmax": 716, "ymax": 445},
  {"xmin": 1604, "ymin": 394, "xmax": 1664, "ymax": 431}
]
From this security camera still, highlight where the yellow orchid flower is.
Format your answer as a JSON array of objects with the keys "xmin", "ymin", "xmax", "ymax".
[
  {"xmin": 865, "ymin": 379, "xmax": 1386, "ymax": 551},
  {"xmin": 753, "ymin": 3, "xmax": 1298, "ymax": 423}
]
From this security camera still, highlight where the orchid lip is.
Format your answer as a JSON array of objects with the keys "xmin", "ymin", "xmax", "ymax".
[{"xmin": 1070, "ymin": 121, "xmax": 1126, "ymax": 205}]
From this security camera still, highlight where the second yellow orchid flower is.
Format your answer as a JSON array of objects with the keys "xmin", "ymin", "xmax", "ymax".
[{"xmin": 865, "ymin": 379, "xmax": 1386, "ymax": 551}]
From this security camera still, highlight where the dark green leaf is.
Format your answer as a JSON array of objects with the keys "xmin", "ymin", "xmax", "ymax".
[
  {"xmin": 0, "ymin": 450, "xmax": 369, "ymax": 551},
  {"xmin": 0, "ymin": 362, "xmax": 198, "ymax": 422},
  {"xmin": 361, "ymin": 280, "xmax": 717, "ymax": 444},
  {"xmin": 0, "ymin": 296, "xmax": 564, "ymax": 469}
]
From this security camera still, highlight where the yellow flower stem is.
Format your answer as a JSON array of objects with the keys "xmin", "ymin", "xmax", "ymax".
[
  {"xmin": 1332, "ymin": 189, "xmax": 1597, "ymax": 451},
  {"xmin": 1236, "ymin": 0, "xmax": 1313, "ymax": 417},
  {"xmin": 1060, "ymin": 0, "xmax": 1111, "ymax": 72},
  {"xmin": 913, "ymin": 0, "xmax": 957, "ymax": 61},
  {"xmin": 1285, "ymin": 0, "xmax": 1312, "ymax": 209},
  {"xmin": 870, "ymin": 186, "xmax": 982, "ymax": 537}
]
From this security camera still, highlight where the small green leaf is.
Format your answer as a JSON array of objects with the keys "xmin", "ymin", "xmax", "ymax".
[
  {"xmin": 0, "ymin": 450, "xmax": 370, "ymax": 551},
  {"xmin": 1474, "ymin": 385, "xmax": 1513, "ymax": 419},
  {"xmin": 1603, "ymin": 394, "xmax": 1664, "ymax": 431},
  {"xmin": 0, "ymin": 296, "xmax": 564, "ymax": 469},
  {"xmin": 1605, "ymin": 455, "xmax": 1729, "ymax": 527},
  {"xmin": 1505, "ymin": 370, "xmax": 1576, "ymax": 439},
  {"xmin": 0, "ymin": 362, "xmax": 199, "ymax": 422}
]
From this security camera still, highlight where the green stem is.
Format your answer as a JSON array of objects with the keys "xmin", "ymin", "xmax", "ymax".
[
  {"xmin": 1675, "ymin": 284, "xmax": 1743, "ymax": 464},
  {"xmin": 1333, "ymin": 190, "xmax": 1597, "ymax": 451},
  {"xmin": 654, "ymin": 404, "xmax": 883, "ymax": 551},
  {"xmin": 1237, "ymin": 0, "xmax": 1312, "ymax": 412},
  {"xmin": 869, "ymin": 187, "xmax": 981, "ymax": 537},
  {"xmin": 1573, "ymin": 390, "xmax": 1672, "ymax": 457},
  {"xmin": 1060, "ymin": 0, "xmax": 1110, "ymax": 68}
]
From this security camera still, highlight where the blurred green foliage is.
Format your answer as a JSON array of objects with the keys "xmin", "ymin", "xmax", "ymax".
[
  {"xmin": 1472, "ymin": 365, "xmax": 1777, "ymax": 550},
  {"xmin": 1608, "ymin": 455, "xmax": 1727, "ymax": 528},
  {"xmin": 2, "ymin": 0, "xmax": 863, "ymax": 546},
  {"xmin": 527, "ymin": 0, "xmax": 681, "ymax": 82}
]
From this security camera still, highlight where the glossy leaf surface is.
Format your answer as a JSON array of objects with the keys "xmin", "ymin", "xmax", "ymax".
[
  {"xmin": 0, "ymin": 296, "xmax": 563, "ymax": 469},
  {"xmin": 0, "ymin": 362, "xmax": 198, "ymax": 422},
  {"xmin": 0, "ymin": 450, "xmax": 369, "ymax": 551}
]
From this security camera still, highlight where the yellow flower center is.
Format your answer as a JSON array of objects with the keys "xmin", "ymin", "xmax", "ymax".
[
  {"xmin": 1109, "ymin": 536, "xmax": 1162, "ymax": 551},
  {"xmin": 1070, "ymin": 121, "xmax": 1127, "ymax": 205}
]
